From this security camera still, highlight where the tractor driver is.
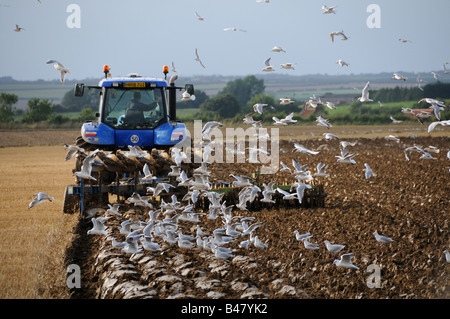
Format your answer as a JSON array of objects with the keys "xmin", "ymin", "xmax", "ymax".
[{"xmin": 124, "ymin": 91, "xmax": 157, "ymax": 123}]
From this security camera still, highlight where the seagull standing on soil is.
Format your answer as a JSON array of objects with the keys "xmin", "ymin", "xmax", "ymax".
[
  {"xmin": 444, "ymin": 250, "xmax": 450, "ymax": 263},
  {"xmin": 373, "ymin": 231, "xmax": 394, "ymax": 243},
  {"xmin": 301, "ymin": 238, "xmax": 320, "ymax": 250},
  {"xmin": 324, "ymin": 240, "xmax": 345, "ymax": 254},
  {"xmin": 294, "ymin": 231, "xmax": 313, "ymax": 241}
]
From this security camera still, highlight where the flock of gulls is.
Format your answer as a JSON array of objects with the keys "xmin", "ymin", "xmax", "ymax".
[{"xmin": 22, "ymin": 2, "xmax": 449, "ymax": 290}]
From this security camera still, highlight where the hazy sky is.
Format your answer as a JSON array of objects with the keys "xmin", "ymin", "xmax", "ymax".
[{"xmin": 1, "ymin": 0, "xmax": 449, "ymax": 82}]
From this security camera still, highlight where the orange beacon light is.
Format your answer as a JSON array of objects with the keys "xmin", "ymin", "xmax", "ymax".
[{"xmin": 103, "ymin": 65, "xmax": 110, "ymax": 78}]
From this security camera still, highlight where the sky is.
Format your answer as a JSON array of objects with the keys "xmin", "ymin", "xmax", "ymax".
[{"xmin": 0, "ymin": 0, "xmax": 449, "ymax": 82}]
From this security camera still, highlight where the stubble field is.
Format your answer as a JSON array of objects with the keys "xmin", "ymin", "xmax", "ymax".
[{"xmin": 0, "ymin": 124, "xmax": 448, "ymax": 300}]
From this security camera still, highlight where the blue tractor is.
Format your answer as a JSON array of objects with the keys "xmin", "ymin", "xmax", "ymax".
[{"xmin": 63, "ymin": 66, "xmax": 196, "ymax": 214}]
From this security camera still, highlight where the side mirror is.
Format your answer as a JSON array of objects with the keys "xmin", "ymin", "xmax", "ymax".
[
  {"xmin": 74, "ymin": 83, "xmax": 85, "ymax": 97},
  {"xmin": 185, "ymin": 84, "xmax": 194, "ymax": 96}
]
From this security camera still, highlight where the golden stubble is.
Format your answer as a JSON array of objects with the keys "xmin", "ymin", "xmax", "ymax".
[{"xmin": 0, "ymin": 145, "xmax": 79, "ymax": 299}]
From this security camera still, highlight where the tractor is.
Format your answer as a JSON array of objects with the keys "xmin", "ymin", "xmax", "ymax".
[{"xmin": 63, "ymin": 66, "xmax": 196, "ymax": 214}]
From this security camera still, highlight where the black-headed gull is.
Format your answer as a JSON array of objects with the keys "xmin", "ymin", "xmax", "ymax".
[
  {"xmin": 301, "ymin": 238, "xmax": 320, "ymax": 250},
  {"xmin": 279, "ymin": 98, "xmax": 294, "ymax": 105},
  {"xmin": 330, "ymin": 30, "xmax": 348, "ymax": 42},
  {"xmin": 106, "ymin": 203, "xmax": 122, "ymax": 216},
  {"xmin": 316, "ymin": 115, "xmax": 332, "ymax": 129},
  {"xmin": 253, "ymin": 103, "xmax": 268, "ymax": 114},
  {"xmin": 194, "ymin": 11, "xmax": 204, "ymax": 21},
  {"xmin": 224, "ymin": 27, "xmax": 246, "ymax": 32},
  {"xmin": 74, "ymin": 153, "xmax": 98, "ymax": 181},
  {"xmin": 373, "ymin": 231, "xmax": 394, "ymax": 243},
  {"xmin": 271, "ymin": 46, "xmax": 286, "ymax": 53},
  {"xmin": 322, "ymin": 5, "xmax": 337, "ymax": 14},
  {"xmin": 272, "ymin": 117, "xmax": 287, "ymax": 125},
  {"xmin": 87, "ymin": 216, "xmax": 109, "ymax": 236},
  {"xmin": 294, "ymin": 231, "xmax": 313, "ymax": 241},
  {"xmin": 336, "ymin": 59, "xmax": 349, "ymax": 67},
  {"xmin": 314, "ymin": 162, "xmax": 329, "ymax": 178},
  {"xmin": 262, "ymin": 58, "xmax": 275, "ymax": 72},
  {"xmin": 281, "ymin": 63, "xmax": 295, "ymax": 70},
  {"xmin": 293, "ymin": 143, "xmax": 319, "ymax": 155},
  {"xmin": 46, "ymin": 59, "xmax": 70, "ymax": 84},
  {"xmin": 357, "ymin": 81, "xmax": 373, "ymax": 103},
  {"xmin": 392, "ymin": 73, "xmax": 407, "ymax": 81},
  {"xmin": 29, "ymin": 192, "xmax": 54, "ymax": 209},
  {"xmin": 390, "ymin": 116, "xmax": 403, "ymax": 124},
  {"xmin": 444, "ymin": 250, "xmax": 450, "ymax": 263},
  {"xmin": 64, "ymin": 144, "xmax": 85, "ymax": 161},
  {"xmin": 14, "ymin": 24, "xmax": 25, "ymax": 32},
  {"xmin": 363, "ymin": 163, "xmax": 376, "ymax": 180},
  {"xmin": 427, "ymin": 120, "xmax": 450, "ymax": 133},
  {"xmin": 253, "ymin": 235, "xmax": 268, "ymax": 248},
  {"xmin": 194, "ymin": 48, "xmax": 206, "ymax": 68},
  {"xmin": 333, "ymin": 253, "xmax": 359, "ymax": 270},
  {"xmin": 324, "ymin": 240, "xmax": 345, "ymax": 254},
  {"xmin": 323, "ymin": 133, "xmax": 339, "ymax": 140},
  {"xmin": 142, "ymin": 163, "xmax": 157, "ymax": 182}
]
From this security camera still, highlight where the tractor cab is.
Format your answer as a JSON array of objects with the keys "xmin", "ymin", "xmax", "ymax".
[{"xmin": 74, "ymin": 66, "xmax": 193, "ymax": 151}]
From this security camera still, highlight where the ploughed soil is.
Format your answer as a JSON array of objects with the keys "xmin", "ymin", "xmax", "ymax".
[{"xmin": 65, "ymin": 134, "xmax": 449, "ymax": 299}]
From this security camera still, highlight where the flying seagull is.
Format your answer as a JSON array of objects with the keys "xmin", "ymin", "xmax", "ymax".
[
  {"xmin": 322, "ymin": 5, "xmax": 337, "ymax": 14},
  {"xmin": 194, "ymin": 48, "xmax": 206, "ymax": 68},
  {"xmin": 194, "ymin": 11, "xmax": 204, "ymax": 21},
  {"xmin": 392, "ymin": 73, "xmax": 407, "ymax": 81},
  {"xmin": 262, "ymin": 58, "xmax": 275, "ymax": 72},
  {"xmin": 29, "ymin": 192, "xmax": 54, "ymax": 209},
  {"xmin": 330, "ymin": 30, "xmax": 348, "ymax": 42},
  {"xmin": 14, "ymin": 24, "xmax": 24, "ymax": 32},
  {"xmin": 224, "ymin": 27, "xmax": 247, "ymax": 32},
  {"xmin": 336, "ymin": 59, "xmax": 349, "ymax": 67},
  {"xmin": 46, "ymin": 59, "xmax": 70, "ymax": 84},
  {"xmin": 357, "ymin": 81, "xmax": 373, "ymax": 103},
  {"xmin": 272, "ymin": 46, "xmax": 286, "ymax": 53},
  {"xmin": 333, "ymin": 253, "xmax": 359, "ymax": 270}
]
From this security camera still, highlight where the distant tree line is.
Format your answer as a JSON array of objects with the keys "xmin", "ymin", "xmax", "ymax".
[{"xmin": 369, "ymin": 82, "xmax": 450, "ymax": 103}]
